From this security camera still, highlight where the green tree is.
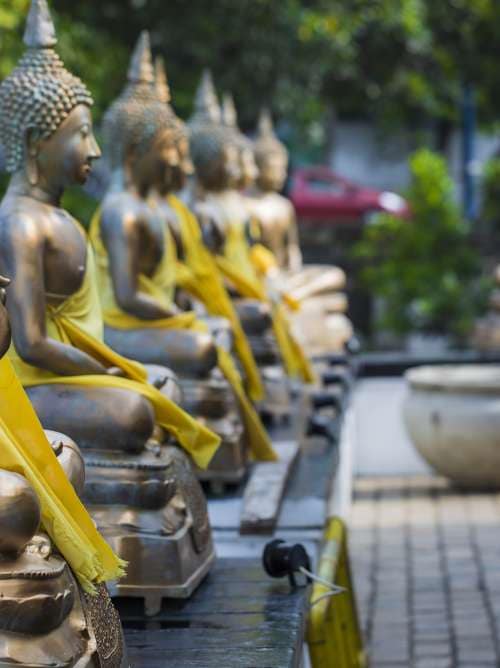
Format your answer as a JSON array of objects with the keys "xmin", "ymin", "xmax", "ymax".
[
  {"xmin": 2, "ymin": 0, "xmax": 500, "ymax": 155},
  {"xmin": 354, "ymin": 149, "xmax": 486, "ymax": 339}
]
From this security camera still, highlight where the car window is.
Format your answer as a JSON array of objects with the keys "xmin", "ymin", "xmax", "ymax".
[{"xmin": 306, "ymin": 177, "xmax": 345, "ymax": 194}]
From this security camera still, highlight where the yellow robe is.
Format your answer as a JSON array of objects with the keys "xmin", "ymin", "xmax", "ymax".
[
  {"xmin": 168, "ymin": 195, "xmax": 263, "ymax": 402},
  {"xmin": 0, "ymin": 355, "xmax": 125, "ymax": 593},
  {"xmin": 217, "ymin": 220, "xmax": 315, "ymax": 383},
  {"xmin": 8, "ymin": 228, "xmax": 220, "ymax": 470},
  {"xmin": 90, "ymin": 207, "xmax": 277, "ymax": 463}
]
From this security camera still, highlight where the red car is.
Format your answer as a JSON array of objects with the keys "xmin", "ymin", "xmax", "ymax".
[{"xmin": 288, "ymin": 165, "xmax": 410, "ymax": 225}]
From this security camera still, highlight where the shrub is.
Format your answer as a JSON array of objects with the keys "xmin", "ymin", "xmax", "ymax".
[
  {"xmin": 354, "ymin": 148, "xmax": 485, "ymax": 339},
  {"xmin": 480, "ymin": 157, "xmax": 500, "ymax": 247}
]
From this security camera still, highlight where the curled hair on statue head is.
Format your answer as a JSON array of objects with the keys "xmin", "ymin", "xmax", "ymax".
[
  {"xmin": 0, "ymin": 0, "xmax": 93, "ymax": 173},
  {"xmin": 102, "ymin": 31, "xmax": 184, "ymax": 171}
]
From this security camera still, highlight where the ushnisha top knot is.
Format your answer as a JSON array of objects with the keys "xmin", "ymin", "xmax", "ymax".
[
  {"xmin": 189, "ymin": 69, "xmax": 222, "ymax": 129},
  {"xmin": 188, "ymin": 70, "xmax": 229, "ymax": 175},
  {"xmin": 154, "ymin": 56, "xmax": 188, "ymax": 140},
  {"xmin": 154, "ymin": 56, "xmax": 171, "ymax": 105},
  {"xmin": 221, "ymin": 92, "xmax": 253, "ymax": 152},
  {"xmin": 102, "ymin": 32, "xmax": 183, "ymax": 170},
  {"xmin": 0, "ymin": 0, "xmax": 93, "ymax": 173},
  {"xmin": 254, "ymin": 108, "xmax": 288, "ymax": 164}
]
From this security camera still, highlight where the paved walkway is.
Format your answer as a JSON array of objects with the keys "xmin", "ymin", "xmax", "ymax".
[{"xmin": 349, "ymin": 476, "xmax": 500, "ymax": 668}]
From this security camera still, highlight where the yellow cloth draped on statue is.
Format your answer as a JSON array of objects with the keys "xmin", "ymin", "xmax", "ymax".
[
  {"xmin": 249, "ymin": 244, "xmax": 300, "ymax": 312},
  {"xmin": 89, "ymin": 208, "xmax": 277, "ymax": 462},
  {"xmin": 8, "ymin": 228, "xmax": 220, "ymax": 470},
  {"xmin": 216, "ymin": 221, "xmax": 315, "ymax": 384},
  {"xmin": 0, "ymin": 355, "xmax": 125, "ymax": 593},
  {"xmin": 167, "ymin": 195, "xmax": 264, "ymax": 402}
]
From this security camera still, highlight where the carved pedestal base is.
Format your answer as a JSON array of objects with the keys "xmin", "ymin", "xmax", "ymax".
[
  {"xmin": 258, "ymin": 365, "xmax": 291, "ymax": 421},
  {"xmin": 182, "ymin": 375, "xmax": 248, "ymax": 486},
  {"xmin": 247, "ymin": 332, "xmax": 281, "ymax": 367},
  {"xmin": 102, "ymin": 524, "xmax": 215, "ymax": 616},
  {"xmin": 82, "ymin": 446, "xmax": 215, "ymax": 616},
  {"xmin": 196, "ymin": 417, "xmax": 248, "ymax": 485}
]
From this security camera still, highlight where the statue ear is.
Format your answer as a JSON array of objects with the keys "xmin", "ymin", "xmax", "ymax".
[
  {"xmin": 25, "ymin": 128, "xmax": 41, "ymax": 186},
  {"xmin": 123, "ymin": 148, "xmax": 136, "ymax": 186}
]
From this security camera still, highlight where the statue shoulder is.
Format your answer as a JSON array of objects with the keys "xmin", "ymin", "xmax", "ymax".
[
  {"xmin": 270, "ymin": 192, "xmax": 295, "ymax": 222},
  {"xmin": 0, "ymin": 197, "xmax": 46, "ymax": 249},
  {"xmin": 100, "ymin": 192, "xmax": 142, "ymax": 236}
]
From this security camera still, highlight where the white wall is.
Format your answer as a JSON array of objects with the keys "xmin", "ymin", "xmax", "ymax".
[{"xmin": 329, "ymin": 120, "xmax": 499, "ymax": 199}]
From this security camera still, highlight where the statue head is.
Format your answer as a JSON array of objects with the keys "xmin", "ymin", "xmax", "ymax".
[
  {"xmin": 189, "ymin": 70, "xmax": 241, "ymax": 192},
  {"xmin": 102, "ymin": 32, "xmax": 184, "ymax": 198},
  {"xmin": 154, "ymin": 56, "xmax": 193, "ymax": 192},
  {"xmin": 0, "ymin": 0, "xmax": 100, "ymax": 191},
  {"xmin": 254, "ymin": 109, "xmax": 288, "ymax": 192},
  {"xmin": 221, "ymin": 93, "xmax": 258, "ymax": 190}
]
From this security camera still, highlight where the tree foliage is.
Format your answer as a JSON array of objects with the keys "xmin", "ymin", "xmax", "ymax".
[
  {"xmin": 354, "ymin": 149, "xmax": 487, "ymax": 338},
  {"xmin": 1, "ymin": 0, "xmax": 500, "ymax": 152}
]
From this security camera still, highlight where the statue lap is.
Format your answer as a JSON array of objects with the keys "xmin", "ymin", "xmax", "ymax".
[
  {"xmin": 26, "ymin": 384, "xmax": 155, "ymax": 453},
  {"xmin": 104, "ymin": 326, "xmax": 217, "ymax": 378}
]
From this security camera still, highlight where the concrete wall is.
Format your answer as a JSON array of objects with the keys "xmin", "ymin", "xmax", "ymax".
[{"xmin": 329, "ymin": 120, "xmax": 499, "ymax": 199}]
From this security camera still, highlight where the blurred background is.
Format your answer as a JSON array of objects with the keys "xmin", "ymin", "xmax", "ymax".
[{"xmin": 2, "ymin": 0, "xmax": 500, "ymax": 349}]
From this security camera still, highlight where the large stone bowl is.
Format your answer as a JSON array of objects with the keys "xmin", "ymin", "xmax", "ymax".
[{"xmin": 403, "ymin": 365, "xmax": 500, "ymax": 488}]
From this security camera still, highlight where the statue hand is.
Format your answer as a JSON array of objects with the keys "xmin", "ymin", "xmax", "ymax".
[
  {"xmin": 152, "ymin": 374, "xmax": 168, "ymax": 390},
  {"xmin": 25, "ymin": 533, "xmax": 53, "ymax": 559},
  {"xmin": 106, "ymin": 366, "xmax": 125, "ymax": 377},
  {"xmin": 0, "ymin": 275, "xmax": 10, "ymax": 305}
]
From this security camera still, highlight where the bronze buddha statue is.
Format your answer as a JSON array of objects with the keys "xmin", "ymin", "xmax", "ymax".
[
  {"xmin": 0, "ymin": 272, "xmax": 126, "ymax": 666},
  {"xmin": 247, "ymin": 109, "xmax": 353, "ymax": 355},
  {"xmin": 188, "ymin": 72, "xmax": 294, "ymax": 417},
  {"xmin": 0, "ymin": 469, "xmax": 127, "ymax": 667},
  {"xmin": 189, "ymin": 75, "xmax": 317, "ymax": 404},
  {"xmin": 96, "ymin": 34, "xmax": 217, "ymax": 378},
  {"xmin": 150, "ymin": 59, "xmax": 277, "ymax": 474},
  {"xmin": 94, "ymin": 34, "xmax": 265, "ymax": 486},
  {"xmin": 0, "ymin": 0, "xmax": 215, "ymax": 614}
]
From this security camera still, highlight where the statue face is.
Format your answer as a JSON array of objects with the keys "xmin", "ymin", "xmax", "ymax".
[
  {"xmin": 257, "ymin": 152, "xmax": 288, "ymax": 192},
  {"xmin": 222, "ymin": 143, "xmax": 242, "ymax": 189},
  {"xmin": 0, "ymin": 275, "xmax": 11, "ymax": 358},
  {"xmin": 238, "ymin": 146, "xmax": 258, "ymax": 190},
  {"xmin": 131, "ymin": 128, "xmax": 180, "ymax": 196},
  {"xmin": 172, "ymin": 136, "xmax": 193, "ymax": 191},
  {"xmin": 32, "ymin": 105, "xmax": 101, "ymax": 189}
]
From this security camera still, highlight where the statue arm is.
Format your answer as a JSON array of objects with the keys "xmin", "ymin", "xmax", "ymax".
[
  {"xmin": 287, "ymin": 204, "xmax": 302, "ymax": 273},
  {"xmin": 0, "ymin": 275, "xmax": 11, "ymax": 358},
  {"xmin": 195, "ymin": 205, "xmax": 225, "ymax": 254},
  {"xmin": 102, "ymin": 209, "xmax": 177, "ymax": 319},
  {"xmin": 1, "ymin": 222, "xmax": 107, "ymax": 375}
]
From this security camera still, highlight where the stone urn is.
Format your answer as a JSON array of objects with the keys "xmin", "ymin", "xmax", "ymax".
[{"xmin": 403, "ymin": 365, "xmax": 500, "ymax": 488}]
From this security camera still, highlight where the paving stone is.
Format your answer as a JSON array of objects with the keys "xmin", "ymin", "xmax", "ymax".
[
  {"xmin": 414, "ymin": 658, "xmax": 453, "ymax": 668},
  {"xmin": 349, "ymin": 475, "xmax": 500, "ymax": 668}
]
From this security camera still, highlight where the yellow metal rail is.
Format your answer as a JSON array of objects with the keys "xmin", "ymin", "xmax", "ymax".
[{"xmin": 307, "ymin": 517, "xmax": 367, "ymax": 667}]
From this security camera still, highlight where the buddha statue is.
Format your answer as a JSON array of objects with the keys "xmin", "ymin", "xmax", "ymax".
[
  {"xmin": 188, "ymin": 73, "xmax": 315, "ymax": 406},
  {"xmin": 92, "ymin": 35, "xmax": 275, "ymax": 488},
  {"xmin": 151, "ymin": 57, "xmax": 277, "ymax": 470},
  {"xmin": 246, "ymin": 108, "xmax": 353, "ymax": 355},
  {"xmin": 0, "ymin": 0, "xmax": 217, "ymax": 614},
  {"xmin": 0, "ymin": 469, "xmax": 128, "ymax": 667},
  {"xmin": 0, "ymin": 274, "xmax": 126, "ymax": 666}
]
